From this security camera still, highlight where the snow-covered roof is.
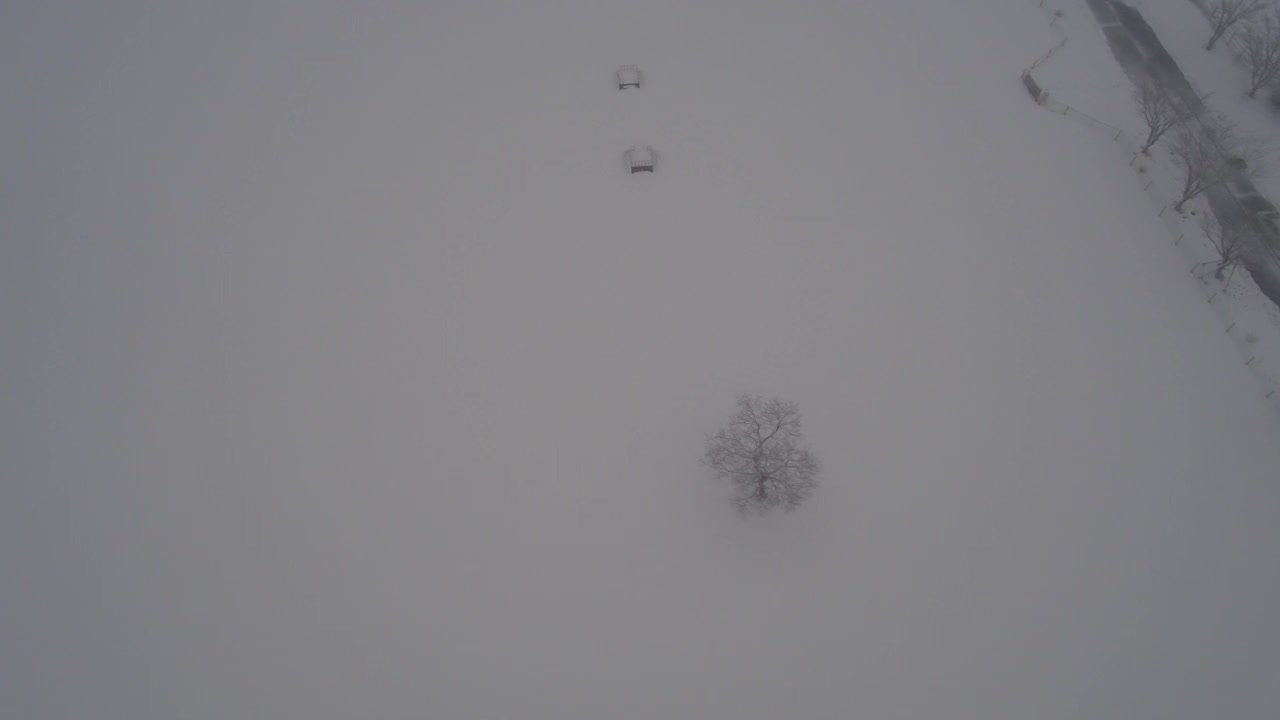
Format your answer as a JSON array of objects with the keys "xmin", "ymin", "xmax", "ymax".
[
  {"xmin": 628, "ymin": 146, "xmax": 654, "ymax": 164},
  {"xmin": 617, "ymin": 65, "xmax": 641, "ymax": 88}
]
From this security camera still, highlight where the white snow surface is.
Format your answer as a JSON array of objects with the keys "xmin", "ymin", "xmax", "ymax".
[{"xmin": 3, "ymin": 1, "xmax": 1280, "ymax": 719}]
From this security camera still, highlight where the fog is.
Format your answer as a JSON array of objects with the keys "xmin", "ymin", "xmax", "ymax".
[{"xmin": 3, "ymin": 1, "xmax": 1279, "ymax": 718}]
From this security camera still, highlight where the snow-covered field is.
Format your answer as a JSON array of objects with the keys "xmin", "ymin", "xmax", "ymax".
[{"xmin": 3, "ymin": 1, "xmax": 1280, "ymax": 718}]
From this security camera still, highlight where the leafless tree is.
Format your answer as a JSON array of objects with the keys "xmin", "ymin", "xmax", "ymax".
[
  {"xmin": 1239, "ymin": 10, "xmax": 1280, "ymax": 98},
  {"xmin": 1134, "ymin": 81, "xmax": 1190, "ymax": 154},
  {"xmin": 1170, "ymin": 128, "xmax": 1228, "ymax": 212},
  {"xmin": 1170, "ymin": 115, "xmax": 1267, "ymax": 211},
  {"xmin": 1203, "ymin": 0, "xmax": 1266, "ymax": 51},
  {"xmin": 704, "ymin": 395, "xmax": 819, "ymax": 514},
  {"xmin": 1199, "ymin": 212, "xmax": 1247, "ymax": 279}
]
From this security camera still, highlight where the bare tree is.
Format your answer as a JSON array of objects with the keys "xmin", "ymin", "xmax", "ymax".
[
  {"xmin": 1199, "ymin": 213, "xmax": 1246, "ymax": 279},
  {"xmin": 1203, "ymin": 0, "xmax": 1265, "ymax": 51},
  {"xmin": 1170, "ymin": 128, "xmax": 1228, "ymax": 212},
  {"xmin": 705, "ymin": 395, "xmax": 819, "ymax": 514},
  {"xmin": 1134, "ymin": 81, "xmax": 1188, "ymax": 154},
  {"xmin": 1239, "ymin": 10, "xmax": 1280, "ymax": 98},
  {"xmin": 1170, "ymin": 116, "xmax": 1266, "ymax": 211}
]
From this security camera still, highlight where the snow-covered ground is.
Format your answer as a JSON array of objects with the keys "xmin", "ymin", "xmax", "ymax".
[{"xmin": 3, "ymin": 1, "xmax": 1280, "ymax": 719}]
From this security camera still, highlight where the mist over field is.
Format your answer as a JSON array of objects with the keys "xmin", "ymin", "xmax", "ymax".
[{"xmin": 3, "ymin": 1, "xmax": 1279, "ymax": 718}]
